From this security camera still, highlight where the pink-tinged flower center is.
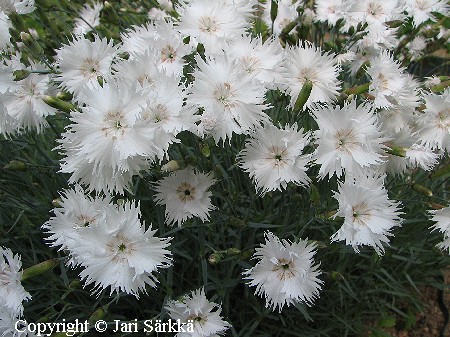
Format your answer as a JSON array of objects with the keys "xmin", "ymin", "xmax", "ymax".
[
  {"xmin": 351, "ymin": 202, "xmax": 372, "ymax": 227},
  {"xmin": 81, "ymin": 57, "xmax": 101, "ymax": 78},
  {"xmin": 272, "ymin": 258, "xmax": 296, "ymax": 280},
  {"xmin": 335, "ymin": 128, "xmax": 358, "ymax": 151},
  {"xmin": 161, "ymin": 45, "xmax": 177, "ymax": 63},
  {"xmin": 176, "ymin": 182, "xmax": 196, "ymax": 202},
  {"xmin": 102, "ymin": 111, "xmax": 127, "ymax": 139},
  {"xmin": 267, "ymin": 145, "xmax": 289, "ymax": 166},
  {"xmin": 367, "ymin": 2, "xmax": 384, "ymax": 17},
  {"xmin": 76, "ymin": 214, "xmax": 96, "ymax": 227},
  {"xmin": 199, "ymin": 16, "xmax": 219, "ymax": 33},
  {"xmin": 107, "ymin": 234, "xmax": 134, "ymax": 261},
  {"xmin": 214, "ymin": 82, "xmax": 235, "ymax": 107}
]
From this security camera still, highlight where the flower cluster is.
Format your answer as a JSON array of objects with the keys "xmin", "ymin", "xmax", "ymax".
[
  {"xmin": 0, "ymin": 0, "xmax": 449, "ymax": 331},
  {"xmin": 43, "ymin": 186, "xmax": 172, "ymax": 297}
]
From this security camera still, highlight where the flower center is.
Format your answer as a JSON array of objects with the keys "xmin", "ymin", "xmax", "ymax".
[
  {"xmin": 176, "ymin": 182, "xmax": 196, "ymax": 202},
  {"xmin": 335, "ymin": 128, "xmax": 358, "ymax": 152},
  {"xmin": 367, "ymin": 2, "xmax": 384, "ymax": 17},
  {"xmin": 76, "ymin": 214, "xmax": 96, "ymax": 227},
  {"xmin": 214, "ymin": 82, "xmax": 235, "ymax": 108},
  {"xmin": 161, "ymin": 45, "xmax": 177, "ymax": 63},
  {"xmin": 272, "ymin": 258, "xmax": 296, "ymax": 280},
  {"xmin": 102, "ymin": 111, "xmax": 127, "ymax": 139},
  {"xmin": 199, "ymin": 16, "xmax": 218, "ymax": 33},
  {"xmin": 267, "ymin": 145, "xmax": 289, "ymax": 166},
  {"xmin": 351, "ymin": 202, "xmax": 372, "ymax": 227},
  {"xmin": 187, "ymin": 314, "xmax": 206, "ymax": 324},
  {"xmin": 81, "ymin": 57, "xmax": 101, "ymax": 78},
  {"xmin": 107, "ymin": 234, "xmax": 134, "ymax": 261},
  {"xmin": 437, "ymin": 109, "xmax": 449, "ymax": 130},
  {"xmin": 0, "ymin": 266, "xmax": 12, "ymax": 286}
]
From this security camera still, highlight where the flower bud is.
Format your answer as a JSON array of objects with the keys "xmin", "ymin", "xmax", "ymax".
[
  {"xmin": 293, "ymin": 80, "xmax": 313, "ymax": 113},
  {"xmin": 161, "ymin": 160, "xmax": 180, "ymax": 172},
  {"xmin": 21, "ymin": 259, "xmax": 59, "ymax": 281},
  {"xmin": 412, "ymin": 184, "xmax": 433, "ymax": 197},
  {"xmin": 89, "ymin": 307, "xmax": 106, "ymax": 326},
  {"xmin": 208, "ymin": 253, "xmax": 222, "ymax": 265},
  {"xmin": 4, "ymin": 160, "xmax": 26, "ymax": 171}
]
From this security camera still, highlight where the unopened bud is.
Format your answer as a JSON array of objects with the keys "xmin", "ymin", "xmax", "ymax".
[
  {"xmin": 386, "ymin": 144, "xmax": 406, "ymax": 157},
  {"xmin": 69, "ymin": 280, "xmax": 81, "ymax": 289},
  {"xmin": 308, "ymin": 184, "xmax": 320, "ymax": 205},
  {"xmin": 43, "ymin": 96, "xmax": 76, "ymax": 113},
  {"xmin": 13, "ymin": 69, "xmax": 30, "ymax": 81},
  {"xmin": 89, "ymin": 307, "xmax": 106, "ymax": 326},
  {"xmin": 345, "ymin": 83, "xmax": 370, "ymax": 96},
  {"xmin": 227, "ymin": 217, "xmax": 245, "ymax": 227},
  {"xmin": 56, "ymin": 91, "xmax": 73, "ymax": 101},
  {"xmin": 208, "ymin": 253, "xmax": 222, "ymax": 265},
  {"xmin": 427, "ymin": 202, "xmax": 444, "ymax": 210},
  {"xmin": 331, "ymin": 271, "xmax": 344, "ymax": 281},
  {"xmin": 239, "ymin": 249, "xmax": 253, "ymax": 261},
  {"xmin": 21, "ymin": 259, "xmax": 59, "ymax": 281},
  {"xmin": 293, "ymin": 80, "xmax": 313, "ymax": 113},
  {"xmin": 200, "ymin": 142, "xmax": 210, "ymax": 157},
  {"xmin": 52, "ymin": 198, "xmax": 62, "ymax": 207},
  {"xmin": 412, "ymin": 184, "xmax": 433, "ymax": 197},
  {"xmin": 270, "ymin": 0, "xmax": 278, "ymax": 23},
  {"xmin": 431, "ymin": 80, "xmax": 450, "ymax": 93},
  {"xmin": 161, "ymin": 160, "xmax": 180, "ymax": 172},
  {"xmin": 4, "ymin": 160, "xmax": 26, "ymax": 171},
  {"xmin": 226, "ymin": 248, "xmax": 241, "ymax": 256}
]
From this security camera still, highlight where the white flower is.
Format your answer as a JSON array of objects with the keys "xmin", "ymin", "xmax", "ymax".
[
  {"xmin": 424, "ymin": 75, "xmax": 441, "ymax": 88},
  {"xmin": 331, "ymin": 171, "xmax": 403, "ymax": 254},
  {"xmin": 188, "ymin": 53, "xmax": 269, "ymax": 143},
  {"xmin": 243, "ymin": 232, "xmax": 322, "ymax": 312},
  {"xmin": 0, "ymin": 11, "xmax": 11, "ymax": 51},
  {"xmin": 405, "ymin": 36, "xmax": 427, "ymax": 61},
  {"xmin": 380, "ymin": 127, "xmax": 439, "ymax": 175},
  {"xmin": 176, "ymin": 0, "xmax": 250, "ymax": 53},
  {"xmin": 416, "ymin": 90, "xmax": 450, "ymax": 152},
  {"xmin": 165, "ymin": 288, "xmax": 231, "ymax": 337},
  {"xmin": 312, "ymin": 100, "xmax": 387, "ymax": 180},
  {"xmin": 121, "ymin": 23, "xmax": 159, "ymax": 55},
  {"xmin": 0, "ymin": 247, "xmax": 31, "ymax": 316},
  {"xmin": 113, "ymin": 50, "xmax": 160, "ymax": 89},
  {"xmin": 3, "ymin": 73, "xmax": 57, "ymax": 133},
  {"xmin": 0, "ymin": 0, "xmax": 34, "ymax": 14},
  {"xmin": 404, "ymin": 0, "xmax": 450, "ymax": 27},
  {"xmin": 140, "ymin": 72, "xmax": 198, "ymax": 134},
  {"xmin": 283, "ymin": 44, "xmax": 341, "ymax": 110},
  {"xmin": 42, "ymin": 185, "xmax": 113, "ymax": 259},
  {"xmin": 238, "ymin": 123, "xmax": 311, "ymax": 195},
  {"xmin": 150, "ymin": 21, "xmax": 193, "ymax": 76},
  {"xmin": 59, "ymin": 79, "xmax": 173, "ymax": 193},
  {"xmin": 71, "ymin": 201, "xmax": 172, "ymax": 297},
  {"xmin": 347, "ymin": 0, "xmax": 403, "ymax": 26},
  {"xmin": 157, "ymin": 0, "xmax": 173, "ymax": 12},
  {"xmin": 55, "ymin": 35, "xmax": 120, "ymax": 95},
  {"xmin": 73, "ymin": 2, "xmax": 103, "ymax": 36},
  {"xmin": 227, "ymin": 34, "xmax": 285, "ymax": 89},
  {"xmin": 315, "ymin": 0, "xmax": 348, "ymax": 26},
  {"xmin": 366, "ymin": 52, "xmax": 419, "ymax": 109},
  {"xmin": 262, "ymin": 0, "xmax": 298, "ymax": 35},
  {"xmin": 0, "ymin": 99, "xmax": 18, "ymax": 136},
  {"xmin": 430, "ymin": 206, "xmax": 450, "ymax": 253},
  {"xmin": 148, "ymin": 7, "xmax": 169, "ymax": 21},
  {"xmin": 154, "ymin": 166, "xmax": 216, "ymax": 227},
  {"xmin": 0, "ymin": 306, "xmax": 34, "ymax": 337}
]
